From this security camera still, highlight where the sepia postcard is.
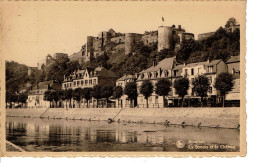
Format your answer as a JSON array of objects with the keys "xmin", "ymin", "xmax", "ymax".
[{"xmin": 0, "ymin": 0, "xmax": 246, "ymax": 157}]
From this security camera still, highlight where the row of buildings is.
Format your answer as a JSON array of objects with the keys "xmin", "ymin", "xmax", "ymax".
[{"xmin": 27, "ymin": 55, "xmax": 240, "ymax": 108}]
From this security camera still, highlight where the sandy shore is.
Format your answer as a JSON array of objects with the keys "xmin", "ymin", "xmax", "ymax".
[{"xmin": 6, "ymin": 107, "xmax": 240, "ymax": 129}]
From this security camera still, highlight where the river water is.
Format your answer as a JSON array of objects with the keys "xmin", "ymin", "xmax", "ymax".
[{"xmin": 6, "ymin": 117, "xmax": 240, "ymax": 152}]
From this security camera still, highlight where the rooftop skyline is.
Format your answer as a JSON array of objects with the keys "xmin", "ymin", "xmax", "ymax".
[{"xmin": 1, "ymin": 1, "xmax": 244, "ymax": 67}]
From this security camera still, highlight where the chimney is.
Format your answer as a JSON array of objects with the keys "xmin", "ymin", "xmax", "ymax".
[
  {"xmin": 178, "ymin": 25, "xmax": 181, "ymax": 30},
  {"xmin": 153, "ymin": 60, "xmax": 157, "ymax": 67}
]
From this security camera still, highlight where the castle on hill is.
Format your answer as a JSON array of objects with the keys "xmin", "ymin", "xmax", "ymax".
[
  {"xmin": 37, "ymin": 20, "xmax": 239, "ymax": 70},
  {"xmin": 68, "ymin": 25, "xmax": 195, "ymax": 64}
]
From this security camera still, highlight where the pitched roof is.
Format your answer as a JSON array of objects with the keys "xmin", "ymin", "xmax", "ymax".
[
  {"xmin": 141, "ymin": 57, "xmax": 180, "ymax": 73},
  {"xmin": 227, "ymin": 56, "xmax": 240, "ymax": 63},
  {"xmin": 93, "ymin": 67, "xmax": 117, "ymax": 78},
  {"xmin": 185, "ymin": 59, "xmax": 221, "ymax": 67},
  {"xmin": 117, "ymin": 74, "xmax": 136, "ymax": 81},
  {"xmin": 31, "ymin": 80, "xmax": 61, "ymax": 90}
]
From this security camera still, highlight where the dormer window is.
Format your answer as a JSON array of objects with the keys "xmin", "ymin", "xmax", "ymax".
[
  {"xmin": 154, "ymin": 72, "xmax": 158, "ymax": 78},
  {"xmin": 148, "ymin": 73, "xmax": 152, "ymax": 79},
  {"xmin": 208, "ymin": 66, "xmax": 213, "ymax": 73},
  {"xmin": 165, "ymin": 70, "xmax": 169, "ymax": 77},
  {"xmin": 141, "ymin": 73, "xmax": 144, "ymax": 79}
]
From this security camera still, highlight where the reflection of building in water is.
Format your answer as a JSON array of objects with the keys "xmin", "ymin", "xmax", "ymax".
[
  {"xmin": 136, "ymin": 132, "xmax": 165, "ymax": 144},
  {"xmin": 90, "ymin": 128, "xmax": 97, "ymax": 142},
  {"xmin": 96, "ymin": 130, "xmax": 116, "ymax": 143}
]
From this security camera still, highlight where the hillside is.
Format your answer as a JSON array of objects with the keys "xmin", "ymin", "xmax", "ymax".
[{"xmin": 6, "ymin": 61, "xmax": 30, "ymax": 94}]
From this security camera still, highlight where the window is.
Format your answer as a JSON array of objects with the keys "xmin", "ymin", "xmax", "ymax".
[
  {"xmin": 191, "ymin": 68, "xmax": 194, "ymax": 75},
  {"xmin": 94, "ymin": 79, "xmax": 96, "ymax": 85},
  {"xmin": 208, "ymin": 66, "xmax": 213, "ymax": 73},
  {"xmin": 208, "ymin": 76, "xmax": 212, "ymax": 84},
  {"xmin": 154, "ymin": 72, "xmax": 158, "ymax": 78},
  {"xmin": 185, "ymin": 69, "xmax": 188, "ymax": 75},
  {"xmin": 198, "ymin": 68, "xmax": 201, "ymax": 74},
  {"xmin": 85, "ymin": 80, "xmax": 88, "ymax": 85},
  {"xmin": 70, "ymin": 83, "xmax": 72, "ymax": 87},
  {"xmin": 174, "ymin": 70, "xmax": 178, "ymax": 77},
  {"xmin": 89, "ymin": 79, "xmax": 92, "ymax": 85},
  {"xmin": 77, "ymin": 81, "xmax": 80, "ymax": 86},
  {"xmin": 155, "ymin": 96, "xmax": 158, "ymax": 104},
  {"xmin": 149, "ymin": 96, "xmax": 152, "ymax": 102},
  {"xmin": 148, "ymin": 73, "xmax": 152, "ymax": 79},
  {"xmin": 141, "ymin": 74, "xmax": 144, "ymax": 79},
  {"xmin": 73, "ymin": 81, "xmax": 76, "ymax": 86},
  {"xmin": 208, "ymin": 87, "xmax": 212, "ymax": 94},
  {"xmin": 165, "ymin": 71, "xmax": 169, "ymax": 77},
  {"xmin": 81, "ymin": 80, "xmax": 83, "ymax": 85}
]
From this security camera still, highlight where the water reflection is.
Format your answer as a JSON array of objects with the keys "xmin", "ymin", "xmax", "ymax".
[{"xmin": 6, "ymin": 117, "xmax": 240, "ymax": 152}]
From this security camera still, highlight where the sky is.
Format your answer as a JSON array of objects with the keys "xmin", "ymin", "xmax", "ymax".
[{"xmin": 1, "ymin": 1, "xmax": 245, "ymax": 67}]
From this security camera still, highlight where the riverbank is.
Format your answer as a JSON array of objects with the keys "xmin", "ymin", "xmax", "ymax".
[
  {"xmin": 6, "ymin": 140, "xmax": 26, "ymax": 152},
  {"xmin": 6, "ymin": 107, "xmax": 240, "ymax": 129}
]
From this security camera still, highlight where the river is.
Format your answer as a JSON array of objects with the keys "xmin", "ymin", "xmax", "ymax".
[{"xmin": 6, "ymin": 117, "xmax": 240, "ymax": 152}]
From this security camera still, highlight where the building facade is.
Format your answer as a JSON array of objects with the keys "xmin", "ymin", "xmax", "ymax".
[
  {"xmin": 27, "ymin": 80, "xmax": 61, "ymax": 108},
  {"xmin": 62, "ymin": 66, "xmax": 117, "ymax": 108},
  {"xmin": 116, "ymin": 74, "xmax": 137, "ymax": 108},
  {"xmin": 117, "ymin": 56, "xmax": 231, "ymax": 108}
]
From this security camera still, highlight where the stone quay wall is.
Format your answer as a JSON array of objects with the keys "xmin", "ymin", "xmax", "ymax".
[{"xmin": 6, "ymin": 107, "xmax": 240, "ymax": 129}]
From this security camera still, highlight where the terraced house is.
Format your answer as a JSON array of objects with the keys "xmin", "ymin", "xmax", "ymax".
[
  {"xmin": 27, "ymin": 80, "xmax": 61, "ymax": 108},
  {"xmin": 121, "ymin": 56, "xmax": 231, "ymax": 108},
  {"xmin": 176, "ymin": 59, "xmax": 228, "ymax": 106},
  {"xmin": 116, "ymin": 74, "xmax": 137, "ymax": 108},
  {"xmin": 62, "ymin": 66, "xmax": 117, "ymax": 107},
  {"xmin": 62, "ymin": 66, "xmax": 117, "ymax": 90},
  {"xmin": 136, "ymin": 56, "xmax": 183, "ymax": 107}
]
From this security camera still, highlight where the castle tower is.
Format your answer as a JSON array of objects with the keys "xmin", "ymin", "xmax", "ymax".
[
  {"xmin": 158, "ymin": 26, "xmax": 174, "ymax": 52},
  {"xmin": 86, "ymin": 36, "xmax": 94, "ymax": 59},
  {"xmin": 125, "ymin": 33, "xmax": 142, "ymax": 55}
]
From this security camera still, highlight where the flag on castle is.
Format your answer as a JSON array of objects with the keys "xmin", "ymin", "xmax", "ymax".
[{"xmin": 162, "ymin": 17, "xmax": 165, "ymax": 22}]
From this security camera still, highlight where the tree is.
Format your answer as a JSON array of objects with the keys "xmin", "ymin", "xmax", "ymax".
[
  {"xmin": 225, "ymin": 17, "xmax": 237, "ymax": 28},
  {"xmin": 192, "ymin": 75, "xmax": 210, "ymax": 107},
  {"xmin": 124, "ymin": 82, "xmax": 138, "ymax": 108},
  {"xmin": 91, "ymin": 85, "xmax": 102, "ymax": 108},
  {"xmin": 50, "ymin": 90, "xmax": 59, "ymax": 108},
  {"xmin": 64, "ymin": 89, "xmax": 73, "ymax": 108},
  {"xmin": 57, "ymin": 90, "xmax": 65, "ymax": 108},
  {"xmin": 17, "ymin": 94, "xmax": 28, "ymax": 108},
  {"xmin": 214, "ymin": 72, "xmax": 234, "ymax": 107},
  {"xmin": 72, "ymin": 88, "xmax": 83, "ymax": 108},
  {"xmin": 44, "ymin": 90, "xmax": 53, "ymax": 108},
  {"xmin": 173, "ymin": 77, "xmax": 189, "ymax": 107},
  {"xmin": 140, "ymin": 80, "xmax": 154, "ymax": 108},
  {"xmin": 113, "ymin": 86, "xmax": 123, "ymax": 108},
  {"xmin": 82, "ymin": 88, "xmax": 92, "ymax": 108},
  {"xmin": 155, "ymin": 79, "xmax": 172, "ymax": 107},
  {"xmin": 101, "ymin": 86, "xmax": 113, "ymax": 108}
]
